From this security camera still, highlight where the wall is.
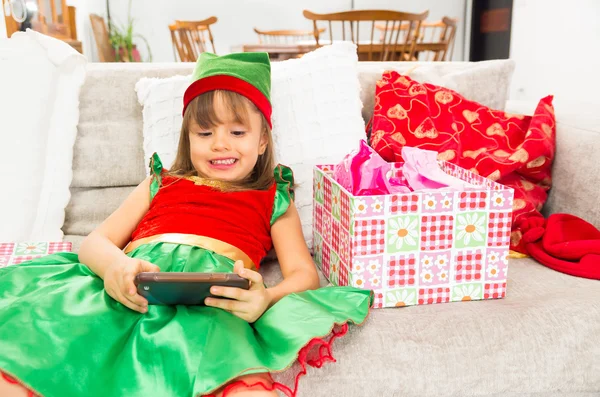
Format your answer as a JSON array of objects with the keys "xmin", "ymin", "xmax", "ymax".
[
  {"xmin": 509, "ymin": 0, "xmax": 600, "ymax": 105},
  {"xmin": 0, "ymin": 12, "xmax": 6, "ymax": 38},
  {"xmin": 83, "ymin": 0, "xmax": 466, "ymax": 62}
]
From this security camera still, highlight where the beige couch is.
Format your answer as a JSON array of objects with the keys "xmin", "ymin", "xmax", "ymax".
[{"xmin": 63, "ymin": 63, "xmax": 600, "ymax": 396}]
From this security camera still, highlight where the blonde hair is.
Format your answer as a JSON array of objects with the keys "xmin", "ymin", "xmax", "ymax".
[{"xmin": 168, "ymin": 90, "xmax": 275, "ymax": 191}]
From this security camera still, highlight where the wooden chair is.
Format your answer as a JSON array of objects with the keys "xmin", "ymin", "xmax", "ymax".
[
  {"xmin": 375, "ymin": 16, "xmax": 458, "ymax": 61},
  {"xmin": 302, "ymin": 9, "xmax": 429, "ymax": 61},
  {"xmin": 170, "ymin": 17, "xmax": 217, "ymax": 62},
  {"xmin": 253, "ymin": 27, "xmax": 325, "ymax": 44},
  {"xmin": 89, "ymin": 14, "xmax": 116, "ymax": 62}
]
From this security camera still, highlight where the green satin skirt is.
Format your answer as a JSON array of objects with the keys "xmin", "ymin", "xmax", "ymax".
[{"xmin": 0, "ymin": 242, "xmax": 372, "ymax": 397}]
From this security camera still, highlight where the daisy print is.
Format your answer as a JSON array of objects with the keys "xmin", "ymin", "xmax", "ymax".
[
  {"xmin": 421, "ymin": 255, "xmax": 434, "ymax": 268},
  {"xmin": 352, "ymin": 274, "xmax": 366, "ymax": 288},
  {"xmin": 421, "ymin": 268, "xmax": 434, "ymax": 283},
  {"xmin": 424, "ymin": 195, "xmax": 437, "ymax": 210},
  {"xmin": 371, "ymin": 198, "xmax": 384, "ymax": 213},
  {"xmin": 367, "ymin": 259, "xmax": 381, "ymax": 274},
  {"xmin": 487, "ymin": 264, "xmax": 500, "ymax": 278},
  {"xmin": 386, "ymin": 290, "xmax": 417, "ymax": 307},
  {"xmin": 491, "ymin": 192, "xmax": 505, "ymax": 207},
  {"xmin": 437, "ymin": 269, "xmax": 449, "ymax": 282},
  {"xmin": 15, "ymin": 243, "xmax": 47, "ymax": 255},
  {"xmin": 369, "ymin": 274, "xmax": 382, "ymax": 288},
  {"xmin": 387, "ymin": 216, "xmax": 419, "ymax": 252},
  {"xmin": 352, "ymin": 260, "xmax": 365, "ymax": 274},
  {"xmin": 354, "ymin": 199, "xmax": 368, "ymax": 214},
  {"xmin": 456, "ymin": 213, "xmax": 486, "ymax": 247},
  {"xmin": 435, "ymin": 254, "xmax": 449, "ymax": 270},
  {"xmin": 441, "ymin": 195, "xmax": 452, "ymax": 209},
  {"xmin": 314, "ymin": 171, "xmax": 324, "ymax": 204},
  {"xmin": 453, "ymin": 284, "xmax": 482, "ymax": 302},
  {"xmin": 487, "ymin": 251, "xmax": 500, "ymax": 264}
]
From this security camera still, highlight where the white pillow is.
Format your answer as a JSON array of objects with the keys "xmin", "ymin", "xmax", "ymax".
[
  {"xmin": 136, "ymin": 43, "xmax": 366, "ymax": 247},
  {"xmin": 0, "ymin": 30, "xmax": 86, "ymax": 242}
]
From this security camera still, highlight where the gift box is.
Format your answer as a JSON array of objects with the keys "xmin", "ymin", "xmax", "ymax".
[
  {"xmin": 0, "ymin": 242, "xmax": 72, "ymax": 268},
  {"xmin": 312, "ymin": 161, "xmax": 514, "ymax": 308}
]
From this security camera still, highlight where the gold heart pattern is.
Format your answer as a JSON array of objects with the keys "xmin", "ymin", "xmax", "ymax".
[
  {"xmin": 486, "ymin": 123, "xmax": 505, "ymax": 137},
  {"xmin": 387, "ymin": 104, "xmax": 408, "ymax": 120},
  {"xmin": 437, "ymin": 149, "xmax": 456, "ymax": 161},
  {"xmin": 414, "ymin": 118, "xmax": 438, "ymax": 139},
  {"xmin": 434, "ymin": 90, "xmax": 454, "ymax": 105},
  {"xmin": 462, "ymin": 110, "xmax": 479, "ymax": 123}
]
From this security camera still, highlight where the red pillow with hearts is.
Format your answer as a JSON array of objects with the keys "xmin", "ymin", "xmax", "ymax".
[{"xmin": 369, "ymin": 71, "xmax": 556, "ymax": 253}]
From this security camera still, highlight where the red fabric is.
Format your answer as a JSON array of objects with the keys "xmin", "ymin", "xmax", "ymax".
[
  {"xmin": 183, "ymin": 75, "xmax": 273, "ymax": 129},
  {"xmin": 370, "ymin": 71, "xmax": 556, "ymax": 253},
  {"xmin": 524, "ymin": 214, "xmax": 600, "ymax": 280},
  {"xmin": 131, "ymin": 176, "xmax": 277, "ymax": 267},
  {"xmin": 205, "ymin": 323, "xmax": 349, "ymax": 397}
]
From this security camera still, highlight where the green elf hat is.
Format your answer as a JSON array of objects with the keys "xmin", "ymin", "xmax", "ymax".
[{"xmin": 182, "ymin": 52, "xmax": 272, "ymax": 129}]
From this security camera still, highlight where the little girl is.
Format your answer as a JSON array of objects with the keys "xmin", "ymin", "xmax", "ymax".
[{"xmin": 0, "ymin": 52, "xmax": 372, "ymax": 397}]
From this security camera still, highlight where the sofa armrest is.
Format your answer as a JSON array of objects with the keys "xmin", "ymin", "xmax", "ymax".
[{"xmin": 505, "ymin": 99, "xmax": 600, "ymax": 227}]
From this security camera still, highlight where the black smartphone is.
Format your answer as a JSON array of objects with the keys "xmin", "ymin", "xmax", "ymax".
[{"xmin": 134, "ymin": 272, "xmax": 250, "ymax": 305}]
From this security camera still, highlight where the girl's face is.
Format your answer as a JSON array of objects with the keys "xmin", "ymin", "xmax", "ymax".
[{"xmin": 188, "ymin": 92, "xmax": 267, "ymax": 182}]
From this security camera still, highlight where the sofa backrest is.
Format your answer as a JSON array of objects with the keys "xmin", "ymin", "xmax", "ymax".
[{"xmin": 63, "ymin": 61, "xmax": 600, "ymax": 248}]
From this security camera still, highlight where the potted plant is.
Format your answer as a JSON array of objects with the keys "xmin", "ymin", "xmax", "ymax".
[{"xmin": 106, "ymin": 0, "xmax": 152, "ymax": 62}]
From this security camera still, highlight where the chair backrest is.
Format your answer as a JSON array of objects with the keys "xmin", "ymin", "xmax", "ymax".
[
  {"xmin": 253, "ymin": 27, "xmax": 326, "ymax": 44},
  {"xmin": 376, "ymin": 16, "xmax": 458, "ymax": 61},
  {"xmin": 89, "ymin": 13, "xmax": 116, "ymax": 62},
  {"xmin": 169, "ymin": 17, "xmax": 217, "ymax": 62},
  {"xmin": 302, "ymin": 9, "xmax": 429, "ymax": 61}
]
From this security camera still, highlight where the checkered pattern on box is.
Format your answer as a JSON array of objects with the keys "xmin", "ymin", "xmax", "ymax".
[
  {"xmin": 324, "ymin": 178, "xmax": 332, "ymax": 212},
  {"xmin": 390, "ymin": 194, "xmax": 419, "ymax": 213},
  {"xmin": 418, "ymin": 287, "xmax": 450, "ymax": 305},
  {"xmin": 352, "ymin": 219, "xmax": 385, "ymax": 256},
  {"xmin": 420, "ymin": 215, "xmax": 454, "ymax": 251},
  {"xmin": 11, "ymin": 255, "xmax": 44, "ymax": 265},
  {"xmin": 484, "ymin": 282, "xmax": 507, "ymax": 299},
  {"xmin": 390, "ymin": 163, "xmax": 408, "ymax": 185},
  {"xmin": 322, "ymin": 244, "xmax": 331, "ymax": 278},
  {"xmin": 373, "ymin": 290, "xmax": 384, "ymax": 309},
  {"xmin": 332, "ymin": 220, "xmax": 341, "ymax": 255},
  {"xmin": 387, "ymin": 254, "xmax": 416, "ymax": 288},
  {"xmin": 441, "ymin": 161, "xmax": 489, "ymax": 187},
  {"xmin": 488, "ymin": 212, "xmax": 512, "ymax": 247},
  {"xmin": 339, "ymin": 230, "xmax": 350, "ymax": 265},
  {"xmin": 339, "ymin": 262, "xmax": 349, "ymax": 286},
  {"xmin": 0, "ymin": 243, "xmax": 15, "ymax": 255},
  {"xmin": 323, "ymin": 212, "xmax": 332, "ymax": 244},
  {"xmin": 48, "ymin": 242, "xmax": 72, "ymax": 254},
  {"xmin": 340, "ymin": 191, "xmax": 350, "ymax": 230},
  {"xmin": 454, "ymin": 251, "xmax": 483, "ymax": 282},
  {"xmin": 459, "ymin": 192, "xmax": 488, "ymax": 211},
  {"xmin": 314, "ymin": 204, "xmax": 323, "ymax": 234}
]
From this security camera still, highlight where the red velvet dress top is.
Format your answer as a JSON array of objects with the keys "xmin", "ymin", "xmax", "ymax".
[{"xmin": 131, "ymin": 175, "xmax": 277, "ymax": 267}]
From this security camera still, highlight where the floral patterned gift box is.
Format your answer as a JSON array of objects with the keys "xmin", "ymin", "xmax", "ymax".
[
  {"xmin": 312, "ymin": 162, "xmax": 514, "ymax": 308},
  {"xmin": 0, "ymin": 242, "xmax": 72, "ymax": 268}
]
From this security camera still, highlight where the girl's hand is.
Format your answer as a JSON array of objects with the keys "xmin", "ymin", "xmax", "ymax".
[
  {"xmin": 103, "ymin": 257, "xmax": 160, "ymax": 313},
  {"xmin": 205, "ymin": 260, "xmax": 272, "ymax": 323}
]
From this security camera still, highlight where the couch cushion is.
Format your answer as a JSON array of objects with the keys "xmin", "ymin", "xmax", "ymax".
[
  {"xmin": 67, "ymin": 61, "xmax": 517, "ymax": 242},
  {"xmin": 296, "ymin": 258, "xmax": 600, "ymax": 396},
  {"xmin": 73, "ymin": 63, "xmax": 194, "ymax": 188}
]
